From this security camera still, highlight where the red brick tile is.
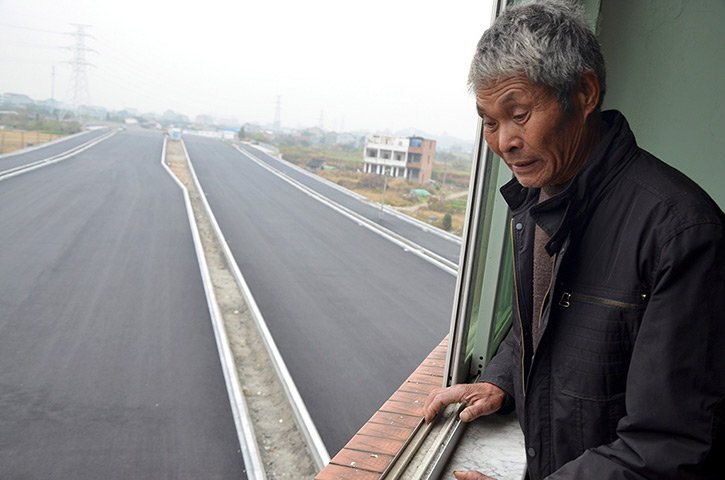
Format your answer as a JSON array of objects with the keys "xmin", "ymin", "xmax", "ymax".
[
  {"xmin": 414, "ymin": 363, "xmax": 446, "ymax": 377},
  {"xmin": 367, "ymin": 411, "xmax": 421, "ymax": 429},
  {"xmin": 345, "ymin": 434, "xmax": 406, "ymax": 456},
  {"xmin": 357, "ymin": 421, "xmax": 415, "ymax": 442},
  {"xmin": 398, "ymin": 380, "xmax": 439, "ymax": 395},
  {"xmin": 315, "ymin": 464, "xmax": 382, "ymax": 480},
  {"xmin": 389, "ymin": 389, "xmax": 427, "ymax": 406},
  {"xmin": 330, "ymin": 448, "xmax": 394, "ymax": 473},
  {"xmin": 379, "ymin": 398, "xmax": 424, "ymax": 417},
  {"xmin": 406, "ymin": 372, "xmax": 445, "ymax": 386}
]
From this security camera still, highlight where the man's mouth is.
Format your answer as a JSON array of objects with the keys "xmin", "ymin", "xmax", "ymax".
[{"xmin": 509, "ymin": 159, "xmax": 538, "ymax": 171}]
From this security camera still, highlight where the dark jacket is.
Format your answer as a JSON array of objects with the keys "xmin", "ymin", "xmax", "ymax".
[{"xmin": 481, "ymin": 111, "xmax": 725, "ymax": 479}]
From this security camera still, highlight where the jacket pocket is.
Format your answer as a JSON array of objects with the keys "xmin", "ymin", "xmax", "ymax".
[{"xmin": 552, "ymin": 286, "xmax": 646, "ymax": 401}]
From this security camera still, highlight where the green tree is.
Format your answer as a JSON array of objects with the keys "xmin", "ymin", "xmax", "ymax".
[{"xmin": 442, "ymin": 213, "xmax": 452, "ymax": 231}]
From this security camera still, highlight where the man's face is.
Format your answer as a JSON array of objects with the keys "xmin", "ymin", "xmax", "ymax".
[{"xmin": 476, "ymin": 76, "xmax": 589, "ymax": 189}]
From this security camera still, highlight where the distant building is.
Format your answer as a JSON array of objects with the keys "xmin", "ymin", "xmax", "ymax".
[
  {"xmin": 162, "ymin": 110, "xmax": 190, "ymax": 124},
  {"xmin": 306, "ymin": 158, "xmax": 326, "ymax": 171},
  {"xmin": 294, "ymin": 126, "xmax": 325, "ymax": 145},
  {"xmin": 363, "ymin": 134, "xmax": 436, "ymax": 184},
  {"xmin": 37, "ymin": 98, "xmax": 68, "ymax": 111},
  {"xmin": 1, "ymin": 93, "xmax": 34, "ymax": 106},
  {"xmin": 222, "ymin": 128, "xmax": 238, "ymax": 140},
  {"xmin": 244, "ymin": 123, "xmax": 262, "ymax": 134},
  {"xmin": 195, "ymin": 114, "xmax": 214, "ymax": 126}
]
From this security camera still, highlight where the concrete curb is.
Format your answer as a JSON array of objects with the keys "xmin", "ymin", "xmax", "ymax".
[
  {"xmin": 182, "ymin": 139, "xmax": 331, "ymax": 471},
  {"xmin": 160, "ymin": 137, "xmax": 268, "ymax": 480}
]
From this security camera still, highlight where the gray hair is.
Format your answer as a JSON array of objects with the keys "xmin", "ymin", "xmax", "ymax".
[{"xmin": 468, "ymin": 0, "xmax": 606, "ymax": 111}]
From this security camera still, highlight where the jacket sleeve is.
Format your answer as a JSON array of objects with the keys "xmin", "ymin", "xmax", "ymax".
[
  {"xmin": 548, "ymin": 222, "xmax": 725, "ymax": 479},
  {"xmin": 480, "ymin": 326, "xmax": 517, "ymax": 414}
]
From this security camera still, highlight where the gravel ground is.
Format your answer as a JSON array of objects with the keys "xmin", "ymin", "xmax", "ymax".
[{"xmin": 166, "ymin": 139, "xmax": 318, "ymax": 479}]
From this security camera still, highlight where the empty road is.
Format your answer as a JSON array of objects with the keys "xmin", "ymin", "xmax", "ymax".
[
  {"xmin": 235, "ymin": 141, "xmax": 462, "ymax": 265},
  {"xmin": 184, "ymin": 135, "xmax": 456, "ymax": 454},
  {"xmin": 0, "ymin": 130, "xmax": 246, "ymax": 479}
]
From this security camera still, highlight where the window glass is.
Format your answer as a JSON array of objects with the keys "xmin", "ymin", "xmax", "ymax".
[
  {"xmin": 464, "ymin": 153, "xmax": 513, "ymax": 377},
  {"xmin": 447, "ymin": 143, "xmax": 513, "ymax": 384},
  {"xmin": 489, "ymin": 226, "xmax": 513, "ymax": 360}
]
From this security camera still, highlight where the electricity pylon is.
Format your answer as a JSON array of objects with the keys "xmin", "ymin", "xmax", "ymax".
[{"xmin": 65, "ymin": 24, "xmax": 96, "ymax": 116}]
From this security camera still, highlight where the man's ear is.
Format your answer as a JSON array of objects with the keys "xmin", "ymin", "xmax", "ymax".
[{"xmin": 574, "ymin": 71, "xmax": 601, "ymax": 120}]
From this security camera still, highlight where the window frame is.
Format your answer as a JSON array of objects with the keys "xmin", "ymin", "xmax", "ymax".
[
  {"xmin": 443, "ymin": 127, "xmax": 514, "ymax": 386},
  {"xmin": 442, "ymin": 0, "xmax": 514, "ymax": 389}
]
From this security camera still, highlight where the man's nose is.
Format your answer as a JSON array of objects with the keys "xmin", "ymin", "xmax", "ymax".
[{"xmin": 499, "ymin": 123, "xmax": 523, "ymax": 153}]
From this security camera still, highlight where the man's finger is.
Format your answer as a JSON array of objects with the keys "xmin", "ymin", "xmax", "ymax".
[
  {"xmin": 459, "ymin": 405, "xmax": 477, "ymax": 422},
  {"xmin": 459, "ymin": 397, "xmax": 493, "ymax": 422},
  {"xmin": 423, "ymin": 389, "xmax": 450, "ymax": 423},
  {"xmin": 453, "ymin": 470, "xmax": 497, "ymax": 480},
  {"xmin": 423, "ymin": 386, "xmax": 464, "ymax": 423}
]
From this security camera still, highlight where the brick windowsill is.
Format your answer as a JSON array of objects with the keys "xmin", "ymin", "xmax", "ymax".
[{"xmin": 315, "ymin": 337, "xmax": 448, "ymax": 480}]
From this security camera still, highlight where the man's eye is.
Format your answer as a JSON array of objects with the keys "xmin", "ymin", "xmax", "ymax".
[{"xmin": 513, "ymin": 112, "xmax": 527, "ymax": 121}]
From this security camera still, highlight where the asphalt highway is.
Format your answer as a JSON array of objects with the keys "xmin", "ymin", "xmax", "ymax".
[
  {"xmin": 235, "ymin": 141, "xmax": 463, "ymax": 265},
  {"xmin": 0, "ymin": 128, "xmax": 110, "ymax": 172},
  {"xmin": 184, "ymin": 135, "xmax": 456, "ymax": 454},
  {"xmin": 0, "ymin": 130, "xmax": 246, "ymax": 479}
]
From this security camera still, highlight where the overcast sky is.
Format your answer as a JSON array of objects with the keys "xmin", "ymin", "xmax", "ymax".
[{"xmin": 0, "ymin": 0, "xmax": 494, "ymax": 141}]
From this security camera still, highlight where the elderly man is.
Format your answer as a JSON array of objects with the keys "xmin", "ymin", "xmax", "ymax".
[{"xmin": 423, "ymin": 1, "xmax": 725, "ymax": 479}]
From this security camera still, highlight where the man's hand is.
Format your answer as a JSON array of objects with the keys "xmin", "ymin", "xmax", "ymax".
[
  {"xmin": 423, "ymin": 382, "xmax": 506, "ymax": 424},
  {"xmin": 453, "ymin": 470, "xmax": 498, "ymax": 480}
]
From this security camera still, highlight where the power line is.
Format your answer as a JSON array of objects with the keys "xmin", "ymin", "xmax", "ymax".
[{"xmin": 0, "ymin": 22, "xmax": 65, "ymax": 35}]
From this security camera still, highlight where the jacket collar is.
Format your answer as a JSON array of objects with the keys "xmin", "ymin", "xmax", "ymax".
[{"xmin": 500, "ymin": 110, "xmax": 640, "ymax": 254}]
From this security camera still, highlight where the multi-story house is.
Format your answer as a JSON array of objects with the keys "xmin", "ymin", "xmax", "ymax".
[{"xmin": 363, "ymin": 134, "xmax": 436, "ymax": 184}]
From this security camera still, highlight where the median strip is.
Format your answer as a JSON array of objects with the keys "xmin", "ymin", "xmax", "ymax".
[{"xmin": 163, "ymin": 137, "xmax": 324, "ymax": 479}]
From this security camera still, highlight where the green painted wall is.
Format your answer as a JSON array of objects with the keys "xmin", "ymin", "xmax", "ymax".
[{"xmin": 597, "ymin": 0, "xmax": 724, "ymax": 208}]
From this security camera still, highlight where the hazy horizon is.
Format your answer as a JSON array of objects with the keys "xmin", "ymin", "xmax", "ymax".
[{"xmin": 1, "ymin": 1, "xmax": 494, "ymax": 141}]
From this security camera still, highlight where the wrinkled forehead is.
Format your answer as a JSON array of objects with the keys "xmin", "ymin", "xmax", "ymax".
[{"xmin": 474, "ymin": 76, "xmax": 554, "ymax": 113}]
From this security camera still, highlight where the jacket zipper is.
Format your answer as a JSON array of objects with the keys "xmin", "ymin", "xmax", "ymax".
[
  {"xmin": 535, "ymin": 252, "xmax": 557, "ymax": 350},
  {"xmin": 510, "ymin": 220, "xmax": 527, "ymax": 395},
  {"xmin": 558, "ymin": 291, "xmax": 647, "ymax": 310}
]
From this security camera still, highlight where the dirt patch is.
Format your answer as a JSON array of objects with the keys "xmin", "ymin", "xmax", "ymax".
[
  {"xmin": 0, "ymin": 130, "xmax": 64, "ymax": 154},
  {"xmin": 165, "ymin": 139, "xmax": 318, "ymax": 479}
]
